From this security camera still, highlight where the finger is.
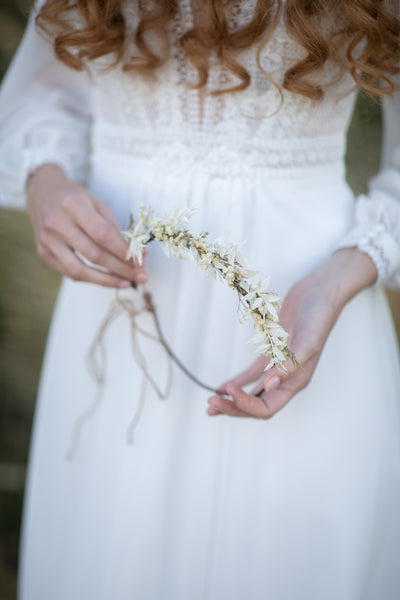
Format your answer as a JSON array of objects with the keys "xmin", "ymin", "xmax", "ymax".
[
  {"xmin": 256, "ymin": 380, "xmax": 300, "ymax": 418},
  {"xmin": 94, "ymin": 200, "xmax": 146, "ymax": 265},
  {"xmin": 217, "ymin": 382, "xmax": 291, "ymax": 420},
  {"xmin": 44, "ymin": 217, "xmax": 148, "ymax": 283},
  {"xmin": 260, "ymin": 350, "xmax": 304, "ymax": 395},
  {"xmin": 252, "ymin": 374, "xmax": 281, "ymax": 396},
  {"xmin": 61, "ymin": 194, "xmax": 131, "ymax": 261},
  {"xmin": 258, "ymin": 364, "xmax": 313, "ymax": 416},
  {"xmin": 43, "ymin": 236, "xmax": 133, "ymax": 287},
  {"xmin": 93, "ymin": 199, "xmax": 148, "ymax": 257},
  {"xmin": 209, "ymin": 377, "xmax": 301, "ymax": 420},
  {"xmin": 207, "ymin": 406, "xmax": 222, "ymax": 416},
  {"xmin": 208, "ymin": 393, "xmax": 250, "ymax": 418},
  {"xmin": 70, "ymin": 225, "xmax": 148, "ymax": 282},
  {"xmin": 36, "ymin": 243, "xmax": 67, "ymax": 274},
  {"xmin": 94, "ymin": 199, "xmax": 122, "ymax": 232},
  {"xmin": 225, "ymin": 383, "xmax": 273, "ymax": 419}
]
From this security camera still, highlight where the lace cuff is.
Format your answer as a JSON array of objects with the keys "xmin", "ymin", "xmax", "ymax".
[
  {"xmin": 0, "ymin": 122, "xmax": 90, "ymax": 210},
  {"xmin": 337, "ymin": 223, "xmax": 400, "ymax": 284},
  {"xmin": 337, "ymin": 189, "xmax": 400, "ymax": 288},
  {"xmin": 23, "ymin": 126, "xmax": 90, "ymax": 185}
]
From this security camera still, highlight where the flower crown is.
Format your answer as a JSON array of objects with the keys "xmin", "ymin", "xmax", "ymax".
[{"xmin": 122, "ymin": 204, "xmax": 296, "ymax": 372}]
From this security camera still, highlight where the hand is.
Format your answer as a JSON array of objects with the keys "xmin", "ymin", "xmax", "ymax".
[
  {"xmin": 207, "ymin": 249, "xmax": 378, "ymax": 419},
  {"xmin": 26, "ymin": 164, "xmax": 148, "ymax": 287}
]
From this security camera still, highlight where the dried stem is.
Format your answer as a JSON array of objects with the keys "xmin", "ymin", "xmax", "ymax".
[{"xmin": 142, "ymin": 290, "xmax": 220, "ymax": 394}]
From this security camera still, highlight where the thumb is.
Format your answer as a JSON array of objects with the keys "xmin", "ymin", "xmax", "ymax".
[{"xmin": 255, "ymin": 353, "xmax": 303, "ymax": 396}]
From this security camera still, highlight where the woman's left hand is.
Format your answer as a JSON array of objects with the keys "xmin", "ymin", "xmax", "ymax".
[{"xmin": 207, "ymin": 248, "xmax": 378, "ymax": 419}]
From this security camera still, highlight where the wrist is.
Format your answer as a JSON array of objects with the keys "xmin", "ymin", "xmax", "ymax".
[
  {"xmin": 294, "ymin": 248, "xmax": 378, "ymax": 319},
  {"xmin": 313, "ymin": 248, "xmax": 378, "ymax": 311},
  {"xmin": 26, "ymin": 163, "xmax": 69, "ymax": 197}
]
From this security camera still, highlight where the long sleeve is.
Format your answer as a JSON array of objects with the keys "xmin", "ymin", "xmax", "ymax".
[
  {"xmin": 337, "ymin": 81, "xmax": 400, "ymax": 288},
  {"xmin": 0, "ymin": 3, "xmax": 92, "ymax": 209}
]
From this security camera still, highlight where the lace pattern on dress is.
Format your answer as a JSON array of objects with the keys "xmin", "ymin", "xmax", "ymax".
[{"xmin": 94, "ymin": 0, "xmax": 357, "ymax": 176}]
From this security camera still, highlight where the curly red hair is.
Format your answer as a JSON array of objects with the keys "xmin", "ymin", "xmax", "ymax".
[{"xmin": 36, "ymin": 0, "xmax": 400, "ymax": 100}]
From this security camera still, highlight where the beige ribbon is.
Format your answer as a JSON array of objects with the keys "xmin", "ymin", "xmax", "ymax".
[{"xmin": 66, "ymin": 287, "xmax": 173, "ymax": 460}]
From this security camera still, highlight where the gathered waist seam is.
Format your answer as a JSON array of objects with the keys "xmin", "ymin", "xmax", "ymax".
[{"xmin": 91, "ymin": 126, "xmax": 347, "ymax": 180}]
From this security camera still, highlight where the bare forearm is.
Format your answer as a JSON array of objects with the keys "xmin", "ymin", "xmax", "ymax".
[{"xmin": 26, "ymin": 163, "xmax": 69, "ymax": 201}]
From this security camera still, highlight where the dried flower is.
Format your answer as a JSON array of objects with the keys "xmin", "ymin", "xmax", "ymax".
[{"xmin": 122, "ymin": 205, "xmax": 297, "ymax": 371}]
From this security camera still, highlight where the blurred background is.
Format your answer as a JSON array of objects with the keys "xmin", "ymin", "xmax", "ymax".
[{"xmin": 0, "ymin": 1, "xmax": 400, "ymax": 598}]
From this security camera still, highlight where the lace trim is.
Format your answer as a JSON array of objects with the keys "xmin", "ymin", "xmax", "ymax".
[
  {"xmin": 338, "ymin": 224, "xmax": 400, "ymax": 283},
  {"xmin": 358, "ymin": 229, "xmax": 391, "ymax": 282},
  {"xmin": 118, "ymin": 0, "xmax": 355, "ymax": 133}
]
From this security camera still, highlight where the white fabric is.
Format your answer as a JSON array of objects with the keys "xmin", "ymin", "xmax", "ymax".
[
  {"xmin": 0, "ymin": 8, "xmax": 91, "ymax": 207},
  {"xmin": 1, "ymin": 3, "xmax": 400, "ymax": 600}
]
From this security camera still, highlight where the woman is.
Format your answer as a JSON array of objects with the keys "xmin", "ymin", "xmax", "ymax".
[{"xmin": 1, "ymin": 1, "xmax": 400, "ymax": 598}]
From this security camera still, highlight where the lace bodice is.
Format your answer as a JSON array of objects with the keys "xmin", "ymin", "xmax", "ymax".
[
  {"xmin": 92, "ymin": 0, "xmax": 356, "ymax": 178},
  {"xmin": 0, "ymin": 1, "xmax": 399, "ymax": 285}
]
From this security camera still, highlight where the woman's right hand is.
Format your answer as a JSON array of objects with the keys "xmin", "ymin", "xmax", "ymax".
[{"xmin": 26, "ymin": 164, "xmax": 148, "ymax": 288}]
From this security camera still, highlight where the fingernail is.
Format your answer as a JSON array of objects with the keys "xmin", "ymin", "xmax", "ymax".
[
  {"xmin": 208, "ymin": 399, "xmax": 220, "ymax": 409},
  {"xmin": 136, "ymin": 272, "xmax": 148, "ymax": 283},
  {"xmin": 264, "ymin": 375, "xmax": 280, "ymax": 393},
  {"xmin": 118, "ymin": 281, "xmax": 132, "ymax": 288},
  {"xmin": 208, "ymin": 408, "xmax": 221, "ymax": 416}
]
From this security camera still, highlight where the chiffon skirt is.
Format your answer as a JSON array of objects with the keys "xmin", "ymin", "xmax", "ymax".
[{"xmin": 19, "ymin": 158, "xmax": 400, "ymax": 600}]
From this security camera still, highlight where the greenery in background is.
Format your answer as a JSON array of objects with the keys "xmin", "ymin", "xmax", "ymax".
[{"xmin": 0, "ymin": 1, "xmax": 398, "ymax": 599}]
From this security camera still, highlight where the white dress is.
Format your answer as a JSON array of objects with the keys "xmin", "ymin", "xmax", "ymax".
[{"xmin": 1, "ymin": 2, "xmax": 400, "ymax": 599}]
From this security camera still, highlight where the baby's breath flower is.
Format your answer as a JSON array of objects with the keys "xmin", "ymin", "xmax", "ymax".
[{"xmin": 121, "ymin": 204, "xmax": 296, "ymax": 371}]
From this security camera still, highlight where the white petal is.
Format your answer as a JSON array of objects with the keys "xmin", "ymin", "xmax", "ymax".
[
  {"xmin": 265, "ymin": 302, "xmax": 279, "ymax": 321},
  {"xmin": 249, "ymin": 331, "xmax": 267, "ymax": 345}
]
